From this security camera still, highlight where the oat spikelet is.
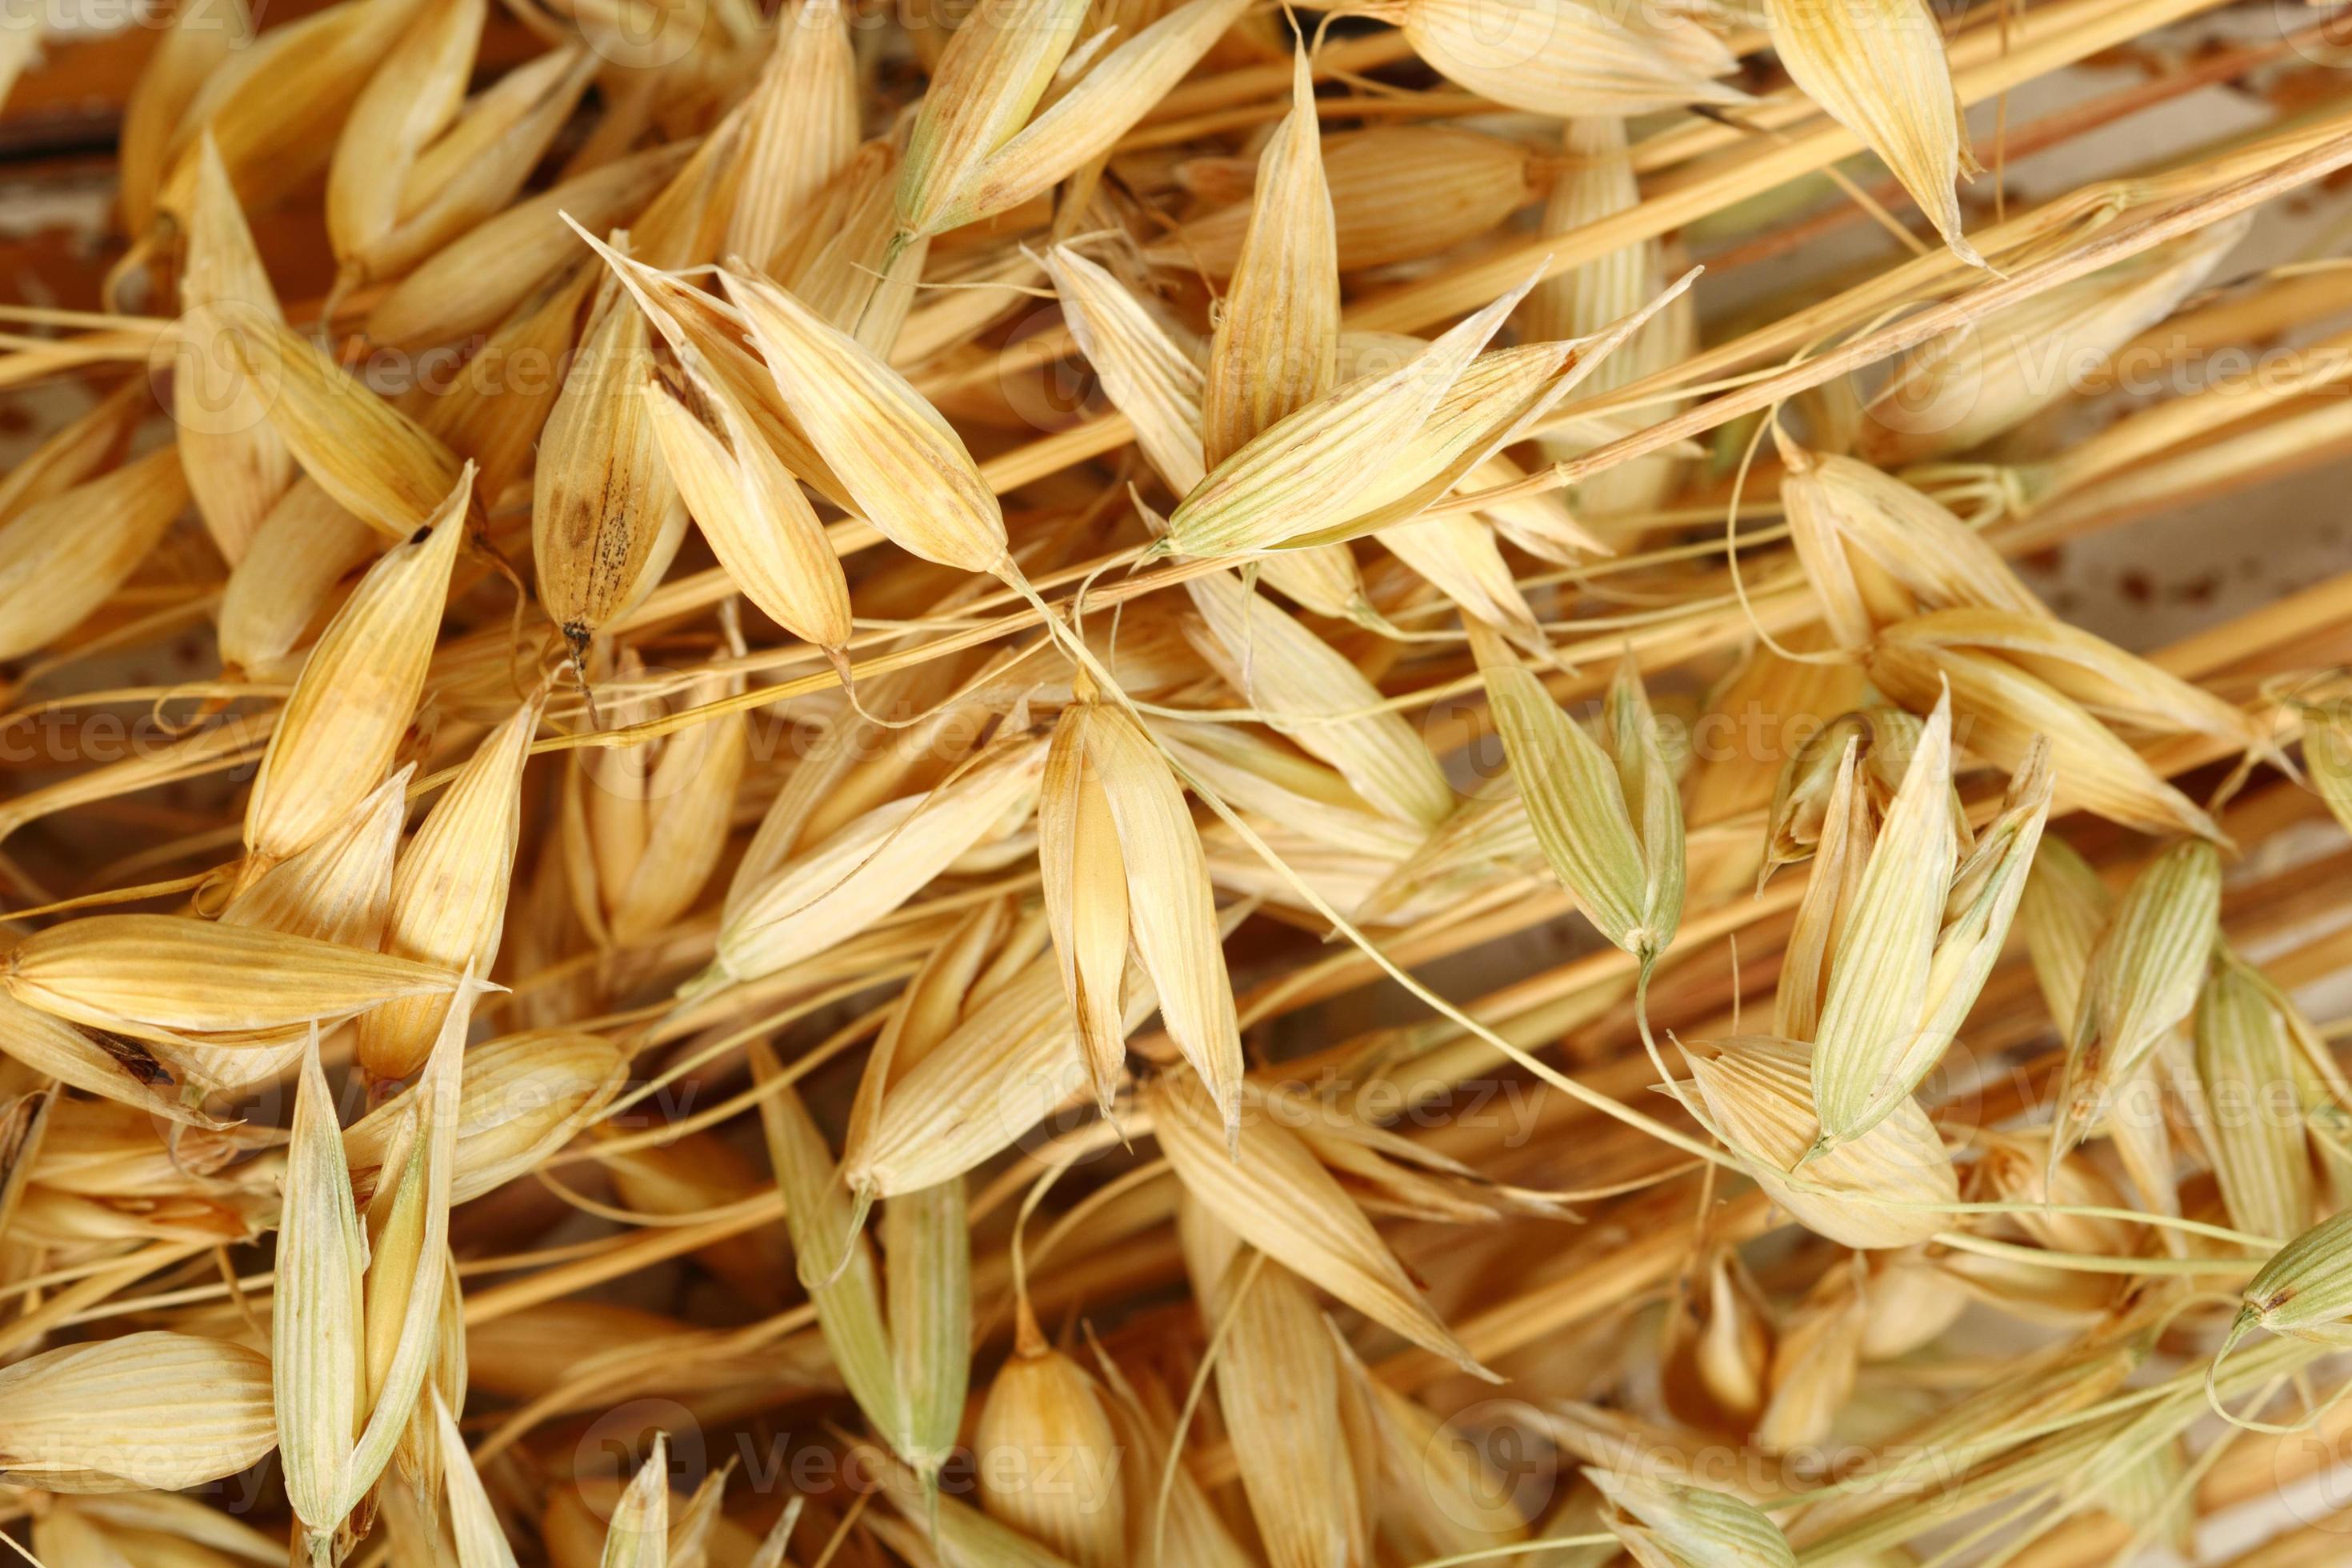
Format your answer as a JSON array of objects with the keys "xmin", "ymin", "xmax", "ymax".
[
  {"xmin": 2, "ymin": 914, "xmax": 459, "ymax": 1045},
  {"xmin": 726, "ymin": 0, "xmax": 859, "ymax": 268},
  {"xmin": 722, "ymin": 266, "xmax": 1011, "ymax": 574},
  {"xmin": 367, "ymin": 142, "xmax": 689, "ymax": 349},
  {"xmin": 939, "ymin": 0, "xmax": 1250, "ymax": 233},
  {"xmin": 1587, "ymin": 1466, "xmax": 1796, "ymax": 1568},
  {"xmin": 1145, "ymin": 126, "xmax": 1537, "ymax": 278},
  {"xmin": 1681, "ymin": 1034, "xmax": 1958, "ymax": 1250},
  {"xmin": 175, "ymin": 132, "xmax": 291, "ymax": 564},
  {"xmin": 1468, "ymin": 623, "xmax": 1682, "ymax": 962},
  {"xmin": 536, "ymin": 259, "xmax": 686, "ymax": 660},
  {"xmin": 2049, "ymin": 838, "xmax": 2222, "ymax": 1167},
  {"xmin": 1382, "ymin": 0, "xmax": 1750, "ymax": 118},
  {"xmin": 240, "ymin": 315, "xmax": 465, "ymax": 540},
  {"xmin": 0, "ymin": 445, "xmax": 188, "ymax": 664},
  {"xmin": 2196, "ymin": 953, "xmax": 2321, "ymax": 1245},
  {"xmin": 748, "ymin": 1042, "xmax": 906, "ymax": 1466},
  {"xmin": 894, "ymin": 0, "xmax": 1090, "ymax": 240},
  {"xmin": 0, "ymin": 1333, "xmax": 276, "ymax": 1494},
  {"xmin": 974, "ymin": 1320, "xmax": 1129, "ymax": 1568},
  {"xmin": 1160, "ymin": 273, "xmax": 1533, "ymax": 558},
  {"xmin": 644, "ymin": 345, "xmax": 853, "ymax": 657},
  {"xmin": 242, "ymin": 465, "xmax": 470, "ymax": 870},
  {"xmin": 1150, "ymin": 1069, "xmax": 1493, "ymax": 1378},
  {"xmin": 356, "ymin": 690, "xmax": 542, "ymax": 1081},
  {"xmin": 1044, "ymin": 686, "xmax": 1243, "ymax": 1130},
  {"xmin": 1766, "ymin": 0, "xmax": 1985, "ymax": 266},
  {"xmin": 706, "ymin": 734, "xmax": 1046, "ymax": 991},
  {"xmin": 1186, "ymin": 569, "xmax": 1454, "ymax": 829},
  {"xmin": 1180, "ymin": 1199, "xmax": 1366, "ymax": 1568},
  {"xmin": 1860, "ymin": 218, "xmax": 2250, "ymax": 464},
  {"xmin": 1777, "ymin": 432, "xmax": 2045, "ymax": 650},
  {"xmin": 1201, "ymin": 46, "xmax": 1335, "ymax": 469}
]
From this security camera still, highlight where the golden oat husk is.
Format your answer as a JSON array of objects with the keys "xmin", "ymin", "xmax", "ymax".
[
  {"xmin": 1859, "ymin": 216, "xmax": 2250, "ymax": 464},
  {"xmin": 973, "ymin": 1319, "xmax": 1130, "ymax": 1568},
  {"xmin": 1351, "ymin": 1363, "xmax": 1529, "ymax": 1558},
  {"xmin": 0, "ymin": 1086, "xmax": 50, "ymax": 1244},
  {"xmin": 894, "ymin": 0, "xmax": 1090, "ymax": 240},
  {"xmin": 1178, "ymin": 1199, "xmax": 1366, "ymax": 1568},
  {"xmin": 1680, "ymin": 1034, "xmax": 1958, "ymax": 1250},
  {"xmin": 644, "ymin": 345, "xmax": 854, "ymax": 656},
  {"xmin": 353, "ymin": 42, "xmax": 596, "ymax": 286},
  {"xmin": 1776, "ymin": 432, "xmax": 2046, "ymax": 650},
  {"xmin": 323, "ymin": 0, "xmax": 486, "ymax": 281},
  {"xmin": 279, "ymin": 994, "xmax": 468, "ymax": 1553},
  {"xmin": 1154, "ymin": 717, "xmax": 1420, "ymax": 865},
  {"xmin": 1866, "ymin": 614, "xmax": 2227, "ymax": 840},
  {"xmin": 722, "ymin": 265, "xmax": 1011, "ymax": 574},
  {"xmin": 0, "ymin": 993, "xmax": 214, "ymax": 1126},
  {"xmin": 938, "ymin": 0, "xmax": 1251, "ymax": 233},
  {"xmin": 1804, "ymin": 698, "xmax": 1957, "ymax": 1144},
  {"xmin": 1086, "ymin": 1342, "xmax": 1256, "ymax": 1568},
  {"xmin": 1382, "ymin": 0, "xmax": 1748, "ymax": 118},
  {"xmin": 1046, "ymin": 691, "xmax": 1243, "ymax": 1129},
  {"xmin": 844, "ymin": 905, "xmax": 991, "ymax": 1482},
  {"xmin": 1587, "ymin": 1466, "xmax": 1795, "ymax": 1568},
  {"xmin": 239, "ymin": 314, "xmax": 466, "ymax": 540},
  {"xmin": 1764, "ymin": 0, "xmax": 1983, "ymax": 266},
  {"xmin": 1041, "ymin": 704, "xmax": 1134, "ymax": 1112},
  {"xmin": 569, "ymin": 639, "xmax": 750, "ymax": 948},
  {"xmin": 274, "ymin": 1027, "xmax": 371, "ymax": 1545},
  {"xmin": 1690, "ymin": 1247, "xmax": 1772, "ymax": 1422},
  {"xmin": 1159, "ymin": 274, "xmax": 1531, "ymax": 558},
  {"xmin": 707, "ymin": 732, "xmax": 1047, "ymax": 989},
  {"xmin": 1321, "ymin": 305, "xmax": 1692, "ymax": 547},
  {"xmin": 214, "ymin": 477, "xmax": 384, "ymax": 680},
  {"xmin": 1041, "ymin": 241, "xmax": 1370, "ymax": 620},
  {"xmin": 0, "ymin": 443, "xmax": 189, "ymax": 664},
  {"xmin": 0, "ymin": 1332, "xmax": 277, "ymax": 1494},
  {"xmin": 2, "ymin": 913, "xmax": 459, "ymax": 1044},
  {"xmin": 2282, "ymin": 692, "xmax": 2352, "ymax": 831},
  {"xmin": 117, "ymin": 0, "xmax": 250, "ymax": 238},
  {"xmin": 771, "ymin": 135, "xmax": 911, "ymax": 342},
  {"xmin": 600, "ymin": 1437, "xmax": 671, "ymax": 1568},
  {"xmin": 1149, "ymin": 1067, "xmax": 1492, "ymax": 1378},
  {"xmin": 2195, "ymin": 952, "xmax": 2321, "ymax": 1245},
  {"xmin": 1145, "ymin": 126, "xmax": 1537, "ymax": 277},
  {"xmin": 174, "ymin": 133, "xmax": 292, "ymax": 565},
  {"xmin": 1201, "ymin": 46, "xmax": 1335, "ymax": 471},
  {"xmin": 846, "ymin": 934, "xmax": 1123, "ymax": 1197},
  {"xmin": 355, "ymin": 690, "xmax": 542, "ymax": 1080},
  {"xmin": 242, "ymin": 465, "xmax": 470, "ymax": 869},
  {"xmin": 149, "ymin": 0, "xmax": 426, "ymax": 226},
  {"xmin": 434, "ymin": 1388, "xmax": 521, "ymax": 1567},
  {"xmin": 1523, "ymin": 115, "xmax": 1691, "ymax": 521},
  {"xmin": 221, "ymin": 764, "xmax": 409, "ymax": 947},
  {"xmin": 353, "ymin": 1030, "xmax": 621, "ymax": 1203},
  {"xmin": 1185, "ymin": 569, "xmax": 1454, "ymax": 828},
  {"xmin": 1754, "ymin": 1270, "xmax": 1864, "ymax": 1452},
  {"xmin": 536, "ymin": 261, "xmax": 688, "ymax": 658},
  {"xmin": 725, "ymin": 0, "xmax": 858, "ymax": 268},
  {"xmin": 366, "ymin": 142, "xmax": 690, "ymax": 349}
]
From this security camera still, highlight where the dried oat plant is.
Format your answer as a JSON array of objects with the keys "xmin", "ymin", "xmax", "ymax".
[{"xmin": 5, "ymin": 0, "xmax": 2352, "ymax": 1561}]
